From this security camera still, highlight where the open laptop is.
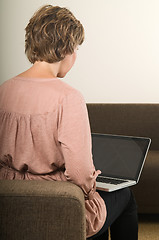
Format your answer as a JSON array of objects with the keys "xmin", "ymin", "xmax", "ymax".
[{"xmin": 92, "ymin": 133, "xmax": 151, "ymax": 192}]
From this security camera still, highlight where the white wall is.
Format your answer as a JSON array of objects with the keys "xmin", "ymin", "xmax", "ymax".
[{"xmin": 0, "ymin": 0, "xmax": 159, "ymax": 103}]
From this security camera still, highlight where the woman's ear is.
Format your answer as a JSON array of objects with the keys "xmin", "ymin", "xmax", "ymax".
[{"xmin": 57, "ymin": 51, "xmax": 77, "ymax": 78}]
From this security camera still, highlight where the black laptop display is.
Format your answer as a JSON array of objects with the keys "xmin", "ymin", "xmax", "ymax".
[{"xmin": 92, "ymin": 133, "xmax": 151, "ymax": 192}]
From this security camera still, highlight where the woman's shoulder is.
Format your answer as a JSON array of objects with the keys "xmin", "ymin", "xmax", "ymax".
[{"xmin": 56, "ymin": 79, "xmax": 84, "ymax": 101}]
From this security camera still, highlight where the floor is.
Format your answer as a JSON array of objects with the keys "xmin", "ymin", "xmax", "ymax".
[
  {"xmin": 107, "ymin": 214, "xmax": 159, "ymax": 240},
  {"xmin": 138, "ymin": 214, "xmax": 159, "ymax": 240}
]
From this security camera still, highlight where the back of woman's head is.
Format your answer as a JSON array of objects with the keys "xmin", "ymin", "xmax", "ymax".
[{"xmin": 25, "ymin": 5, "xmax": 84, "ymax": 63}]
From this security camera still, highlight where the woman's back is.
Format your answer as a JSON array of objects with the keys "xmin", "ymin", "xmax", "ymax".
[
  {"xmin": 0, "ymin": 76, "xmax": 81, "ymax": 177},
  {"xmin": 0, "ymin": 76, "xmax": 106, "ymax": 237}
]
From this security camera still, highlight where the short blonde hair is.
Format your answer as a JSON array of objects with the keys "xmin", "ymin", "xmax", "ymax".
[{"xmin": 25, "ymin": 5, "xmax": 84, "ymax": 63}]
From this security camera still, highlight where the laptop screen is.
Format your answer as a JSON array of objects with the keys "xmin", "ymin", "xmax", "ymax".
[{"xmin": 92, "ymin": 133, "xmax": 151, "ymax": 181}]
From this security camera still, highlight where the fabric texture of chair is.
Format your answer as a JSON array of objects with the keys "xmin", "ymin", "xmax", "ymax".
[{"xmin": 0, "ymin": 180, "xmax": 86, "ymax": 240}]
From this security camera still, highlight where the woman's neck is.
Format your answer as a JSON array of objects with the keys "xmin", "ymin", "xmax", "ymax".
[{"xmin": 17, "ymin": 61, "xmax": 61, "ymax": 79}]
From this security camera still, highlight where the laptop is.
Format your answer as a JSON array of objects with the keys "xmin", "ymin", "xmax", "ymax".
[{"xmin": 92, "ymin": 133, "xmax": 151, "ymax": 192}]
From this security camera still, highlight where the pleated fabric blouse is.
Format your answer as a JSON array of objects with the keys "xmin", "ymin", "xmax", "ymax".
[{"xmin": 0, "ymin": 76, "xmax": 106, "ymax": 237}]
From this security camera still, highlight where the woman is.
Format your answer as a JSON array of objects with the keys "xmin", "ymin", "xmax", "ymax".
[{"xmin": 0, "ymin": 5, "xmax": 138, "ymax": 239}]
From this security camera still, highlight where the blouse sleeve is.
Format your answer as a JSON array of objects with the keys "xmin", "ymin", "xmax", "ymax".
[{"xmin": 58, "ymin": 90, "xmax": 100, "ymax": 200}]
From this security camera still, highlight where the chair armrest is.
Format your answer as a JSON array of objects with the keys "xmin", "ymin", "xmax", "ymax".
[{"xmin": 0, "ymin": 180, "xmax": 86, "ymax": 240}]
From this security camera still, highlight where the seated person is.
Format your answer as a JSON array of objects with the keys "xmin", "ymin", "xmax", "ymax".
[{"xmin": 0, "ymin": 5, "xmax": 138, "ymax": 239}]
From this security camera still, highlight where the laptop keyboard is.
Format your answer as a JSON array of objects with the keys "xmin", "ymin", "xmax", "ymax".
[{"xmin": 96, "ymin": 177, "xmax": 128, "ymax": 185}]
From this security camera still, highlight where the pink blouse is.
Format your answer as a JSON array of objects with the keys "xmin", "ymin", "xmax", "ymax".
[{"xmin": 0, "ymin": 77, "xmax": 106, "ymax": 237}]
